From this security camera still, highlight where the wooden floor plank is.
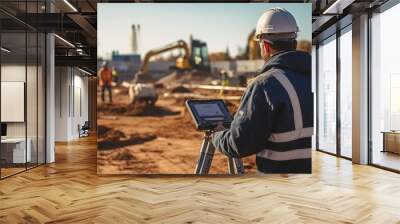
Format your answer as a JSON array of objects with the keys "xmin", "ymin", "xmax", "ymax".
[{"xmin": 0, "ymin": 136, "xmax": 399, "ymax": 223}]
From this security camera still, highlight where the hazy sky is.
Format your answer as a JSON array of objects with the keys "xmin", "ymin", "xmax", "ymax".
[{"xmin": 98, "ymin": 3, "xmax": 311, "ymax": 59}]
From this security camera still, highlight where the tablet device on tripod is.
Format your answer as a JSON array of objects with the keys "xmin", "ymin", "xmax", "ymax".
[{"xmin": 186, "ymin": 99, "xmax": 232, "ymax": 131}]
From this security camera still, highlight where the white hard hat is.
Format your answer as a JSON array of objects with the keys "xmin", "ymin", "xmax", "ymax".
[{"xmin": 255, "ymin": 8, "xmax": 299, "ymax": 41}]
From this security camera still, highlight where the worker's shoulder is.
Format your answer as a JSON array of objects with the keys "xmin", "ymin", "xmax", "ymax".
[{"xmin": 251, "ymin": 68, "xmax": 283, "ymax": 87}]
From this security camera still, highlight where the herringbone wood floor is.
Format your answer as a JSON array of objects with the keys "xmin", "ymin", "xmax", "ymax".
[{"xmin": 0, "ymin": 136, "xmax": 400, "ymax": 224}]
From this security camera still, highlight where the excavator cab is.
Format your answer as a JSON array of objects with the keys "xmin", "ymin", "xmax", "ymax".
[
  {"xmin": 175, "ymin": 57, "xmax": 191, "ymax": 71},
  {"xmin": 190, "ymin": 39, "xmax": 211, "ymax": 72}
]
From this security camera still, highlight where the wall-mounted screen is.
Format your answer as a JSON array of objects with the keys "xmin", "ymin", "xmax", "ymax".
[{"xmin": 96, "ymin": 3, "xmax": 312, "ymax": 175}]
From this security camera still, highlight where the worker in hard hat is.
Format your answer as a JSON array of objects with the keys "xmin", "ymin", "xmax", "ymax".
[
  {"xmin": 212, "ymin": 8, "xmax": 312, "ymax": 173},
  {"xmin": 98, "ymin": 61, "xmax": 113, "ymax": 103}
]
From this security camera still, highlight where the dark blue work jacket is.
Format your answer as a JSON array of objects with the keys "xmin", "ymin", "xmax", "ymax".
[{"xmin": 212, "ymin": 51, "xmax": 313, "ymax": 173}]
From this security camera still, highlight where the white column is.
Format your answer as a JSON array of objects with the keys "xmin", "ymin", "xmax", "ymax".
[
  {"xmin": 46, "ymin": 33, "xmax": 55, "ymax": 163},
  {"xmin": 352, "ymin": 14, "xmax": 369, "ymax": 164},
  {"xmin": 45, "ymin": 0, "xmax": 55, "ymax": 163}
]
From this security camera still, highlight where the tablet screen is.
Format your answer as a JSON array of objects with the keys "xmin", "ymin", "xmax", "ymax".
[
  {"xmin": 186, "ymin": 100, "xmax": 232, "ymax": 130},
  {"xmin": 193, "ymin": 103, "xmax": 224, "ymax": 117}
]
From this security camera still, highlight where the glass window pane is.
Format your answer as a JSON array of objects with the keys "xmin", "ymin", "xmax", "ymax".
[
  {"xmin": 38, "ymin": 33, "xmax": 45, "ymax": 165},
  {"xmin": 27, "ymin": 31, "xmax": 38, "ymax": 169},
  {"xmin": 340, "ymin": 27, "xmax": 352, "ymax": 158},
  {"xmin": 1, "ymin": 31, "xmax": 27, "ymax": 177},
  {"xmin": 371, "ymin": 3, "xmax": 400, "ymax": 171},
  {"xmin": 1, "ymin": 0, "xmax": 46, "ymax": 179},
  {"xmin": 26, "ymin": 0, "xmax": 39, "ymax": 169},
  {"xmin": 312, "ymin": 45, "xmax": 317, "ymax": 150},
  {"xmin": 318, "ymin": 35, "xmax": 337, "ymax": 154}
]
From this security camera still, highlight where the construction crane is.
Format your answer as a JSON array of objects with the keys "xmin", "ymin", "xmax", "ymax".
[{"xmin": 129, "ymin": 38, "xmax": 211, "ymax": 106}]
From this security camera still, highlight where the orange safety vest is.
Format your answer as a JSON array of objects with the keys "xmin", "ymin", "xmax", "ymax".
[{"xmin": 98, "ymin": 68, "xmax": 112, "ymax": 86}]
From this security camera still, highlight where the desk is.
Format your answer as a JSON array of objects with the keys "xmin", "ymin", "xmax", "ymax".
[
  {"xmin": 382, "ymin": 131, "xmax": 400, "ymax": 154},
  {"xmin": 1, "ymin": 138, "xmax": 31, "ymax": 163}
]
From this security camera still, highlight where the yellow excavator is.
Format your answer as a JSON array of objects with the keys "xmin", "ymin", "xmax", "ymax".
[{"xmin": 129, "ymin": 38, "xmax": 210, "ymax": 106}]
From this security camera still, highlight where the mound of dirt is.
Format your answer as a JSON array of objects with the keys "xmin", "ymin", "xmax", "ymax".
[
  {"xmin": 131, "ymin": 105, "xmax": 180, "ymax": 117},
  {"xmin": 98, "ymin": 131, "xmax": 157, "ymax": 151},
  {"xmin": 110, "ymin": 149, "xmax": 136, "ymax": 161},
  {"xmin": 98, "ymin": 125, "xmax": 111, "ymax": 137},
  {"xmin": 98, "ymin": 103, "xmax": 180, "ymax": 117},
  {"xmin": 170, "ymin": 85, "xmax": 192, "ymax": 93},
  {"xmin": 98, "ymin": 125, "xmax": 125, "ymax": 140},
  {"xmin": 97, "ymin": 147, "xmax": 160, "ymax": 174},
  {"xmin": 98, "ymin": 103, "xmax": 131, "ymax": 114}
]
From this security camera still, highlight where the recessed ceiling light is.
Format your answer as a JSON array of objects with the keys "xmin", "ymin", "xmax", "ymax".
[
  {"xmin": 1, "ymin": 47, "xmax": 11, "ymax": 53},
  {"xmin": 78, "ymin": 67, "xmax": 93, "ymax": 76},
  {"xmin": 63, "ymin": 0, "xmax": 78, "ymax": 12},
  {"xmin": 322, "ymin": 0, "xmax": 353, "ymax": 15},
  {"xmin": 54, "ymin": 34, "xmax": 75, "ymax": 48}
]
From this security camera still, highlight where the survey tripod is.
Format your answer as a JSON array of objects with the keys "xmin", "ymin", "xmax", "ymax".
[{"xmin": 194, "ymin": 130, "xmax": 244, "ymax": 175}]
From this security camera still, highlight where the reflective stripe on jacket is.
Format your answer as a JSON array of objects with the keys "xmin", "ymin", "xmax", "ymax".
[{"xmin": 212, "ymin": 50, "xmax": 313, "ymax": 173}]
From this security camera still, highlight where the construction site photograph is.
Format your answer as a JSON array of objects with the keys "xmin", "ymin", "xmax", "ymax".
[{"xmin": 97, "ymin": 3, "xmax": 312, "ymax": 174}]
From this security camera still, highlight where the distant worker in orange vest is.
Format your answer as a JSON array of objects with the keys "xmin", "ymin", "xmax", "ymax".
[{"xmin": 98, "ymin": 61, "xmax": 113, "ymax": 103}]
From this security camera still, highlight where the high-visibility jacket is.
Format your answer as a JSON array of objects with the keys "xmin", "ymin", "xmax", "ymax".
[
  {"xmin": 212, "ymin": 51, "xmax": 313, "ymax": 173},
  {"xmin": 98, "ymin": 68, "xmax": 112, "ymax": 86}
]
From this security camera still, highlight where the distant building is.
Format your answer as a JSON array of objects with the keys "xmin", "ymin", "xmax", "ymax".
[
  {"xmin": 236, "ymin": 60, "xmax": 264, "ymax": 73},
  {"xmin": 111, "ymin": 52, "xmax": 141, "ymax": 67},
  {"xmin": 103, "ymin": 52, "xmax": 177, "ymax": 81},
  {"xmin": 211, "ymin": 59, "xmax": 264, "ymax": 76},
  {"xmin": 97, "ymin": 52, "xmax": 142, "ymax": 82}
]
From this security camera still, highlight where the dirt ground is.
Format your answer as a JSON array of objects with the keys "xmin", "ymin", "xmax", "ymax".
[{"xmin": 97, "ymin": 77, "xmax": 256, "ymax": 174}]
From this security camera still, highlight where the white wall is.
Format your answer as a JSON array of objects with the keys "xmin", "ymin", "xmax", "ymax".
[
  {"xmin": 55, "ymin": 67, "xmax": 69, "ymax": 141},
  {"xmin": 55, "ymin": 67, "xmax": 89, "ymax": 141},
  {"xmin": 72, "ymin": 73, "xmax": 89, "ymax": 138}
]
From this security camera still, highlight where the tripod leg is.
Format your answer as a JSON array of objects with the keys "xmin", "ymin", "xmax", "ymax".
[
  {"xmin": 194, "ymin": 137, "xmax": 209, "ymax": 174},
  {"xmin": 227, "ymin": 157, "xmax": 245, "ymax": 175},
  {"xmin": 227, "ymin": 157, "xmax": 235, "ymax": 174},
  {"xmin": 194, "ymin": 136, "xmax": 216, "ymax": 175}
]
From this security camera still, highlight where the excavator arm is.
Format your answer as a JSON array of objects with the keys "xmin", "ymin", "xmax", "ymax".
[{"xmin": 140, "ymin": 40, "xmax": 190, "ymax": 74}]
